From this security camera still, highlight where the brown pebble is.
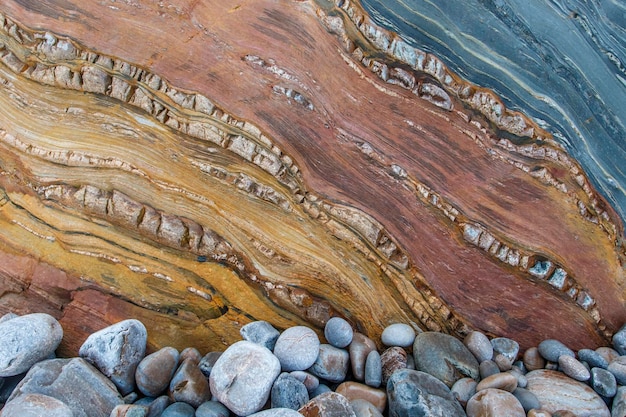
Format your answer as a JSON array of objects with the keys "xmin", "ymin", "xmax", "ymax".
[
  {"xmin": 380, "ymin": 347, "xmax": 407, "ymax": 385},
  {"xmin": 466, "ymin": 388, "xmax": 525, "ymax": 417},
  {"xmin": 523, "ymin": 347, "xmax": 545, "ymax": 371},
  {"xmin": 494, "ymin": 353, "xmax": 513, "ymax": 371},
  {"xmin": 336, "ymin": 381, "xmax": 386, "ymax": 413},
  {"xmin": 476, "ymin": 371, "xmax": 518, "ymax": 393}
]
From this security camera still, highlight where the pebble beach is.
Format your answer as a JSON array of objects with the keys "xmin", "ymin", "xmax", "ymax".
[{"xmin": 1, "ymin": 312, "xmax": 626, "ymax": 417}]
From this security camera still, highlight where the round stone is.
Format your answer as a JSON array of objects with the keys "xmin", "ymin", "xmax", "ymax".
[
  {"xmin": 380, "ymin": 346, "xmax": 407, "ymax": 385},
  {"xmin": 135, "ymin": 346, "xmax": 179, "ymax": 397},
  {"xmin": 464, "ymin": 331, "xmax": 493, "ymax": 363},
  {"xmin": 1, "ymin": 393, "xmax": 74, "ymax": 417},
  {"xmin": 523, "ymin": 347, "xmax": 545, "ymax": 371},
  {"xmin": 349, "ymin": 333, "xmax": 377, "ymax": 381},
  {"xmin": 512, "ymin": 387, "xmax": 540, "ymax": 412},
  {"xmin": 590, "ymin": 367, "xmax": 617, "ymax": 398},
  {"xmin": 169, "ymin": 358, "xmax": 211, "ymax": 408},
  {"xmin": 364, "ymin": 350, "xmax": 382, "ymax": 388},
  {"xmin": 451, "ymin": 377, "xmax": 477, "ymax": 407},
  {"xmin": 273, "ymin": 326, "xmax": 320, "ymax": 372},
  {"xmin": 479, "ymin": 360, "xmax": 500, "ymax": 379},
  {"xmin": 466, "ymin": 388, "xmax": 525, "ymax": 417},
  {"xmin": 350, "ymin": 399, "xmax": 383, "ymax": 417},
  {"xmin": 476, "ymin": 371, "xmax": 518, "ymax": 392},
  {"xmin": 537, "ymin": 339, "xmax": 575, "ymax": 363},
  {"xmin": 577, "ymin": 349, "xmax": 608, "ymax": 369},
  {"xmin": 0, "ymin": 313, "xmax": 63, "ymax": 377},
  {"xmin": 210, "ymin": 340, "xmax": 281, "ymax": 416},
  {"xmin": 381, "ymin": 323, "xmax": 416, "ymax": 348},
  {"xmin": 526, "ymin": 369, "xmax": 610, "ymax": 417},
  {"xmin": 307, "ymin": 344, "xmax": 350, "ymax": 383},
  {"xmin": 608, "ymin": 356, "xmax": 626, "ymax": 385},
  {"xmin": 491, "ymin": 337, "xmax": 519, "ymax": 363},
  {"xmin": 240, "ymin": 321, "xmax": 280, "ymax": 351},
  {"xmin": 324, "ymin": 317, "xmax": 353, "ymax": 348},
  {"xmin": 78, "ymin": 319, "xmax": 147, "ymax": 395},
  {"xmin": 271, "ymin": 372, "xmax": 309, "ymax": 410},
  {"xmin": 161, "ymin": 402, "xmax": 195, "ymax": 417},
  {"xmin": 195, "ymin": 400, "xmax": 230, "ymax": 417},
  {"xmin": 413, "ymin": 331, "xmax": 479, "ymax": 387},
  {"xmin": 558, "ymin": 355, "xmax": 590, "ymax": 381}
]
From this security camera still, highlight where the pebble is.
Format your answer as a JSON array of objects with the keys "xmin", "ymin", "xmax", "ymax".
[
  {"xmin": 479, "ymin": 360, "xmax": 500, "ymax": 379},
  {"xmin": 240, "ymin": 320, "xmax": 280, "ymax": 351},
  {"xmin": 161, "ymin": 402, "xmax": 195, "ymax": 417},
  {"xmin": 324, "ymin": 317, "xmax": 354, "ymax": 348},
  {"xmin": 1, "ymin": 393, "xmax": 75, "ymax": 417},
  {"xmin": 558, "ymin": 354, "xmax": 590, "ymax": 381},
  {"xmin": 578, "ymin": 348, "xmax": 608, "ymax": 369},
  {"xmin": 466, "ymin": 388, "xmax": 526, "ymax": 417},
  {"xmin": 78, "ymin": 319, "xmax": 147, "ymax": 395},
  {"xmin": 110, "ymin": 404, "xmax": 149, "ymax": 417},
  {"xmin": 380, "ymin": 323, "xmax": 415, "ymax": 348},
  {"xmin": 210, "ymin": 340, "xmax": 281, "ymax": 416},
  {"xmin": 537, "ymin": 339, "xmax": 575, "ymax": 363},
  {"xmin": 290, "ymin": 370, "xmax": 320, "ymax": 392},
  {"xmin": 608, "ymin": 356, "xmax": 626, "ymax": 385},
  {"xmin": 464, "ymin": 331, "xmax": 493, "ymax": 363},
  {"xmin": 350, "ymin": 398, "xmax": 383, "ymax": 417},
  {"xmin": 271, "ymin": 372, "xmax": 309, "ymax": 410},
  {"xmin": 0, "ymin": 313, "xmax": 63, "ymax": 377},
  {"xmin": 169, "ymin": 357, "xmax": 211, "ymax": 407},
  {"xmin": 512, "ymin": 387, "xmax": 541, "ymax": 412},
  {"xmin": 494, "ymin": 352, "xmax": 514, "ymax": 371},
  {"xmin": 198, "ymin": 351, "xmax": 222, "ymax": 378},
  {"xmin": 386, "ymin": 369, "xmax": 465, "ymax": 417},
  {"xmin": 523, "ymin": 347, "xmax": 546, "ymax": 371},
  {"xmin": 364, "ymin": 350, "xmax": 382, "ymax": 388},
  {"xmin": 491, "ymin": 337, "xmax": 519, "ymax": 363},
  {"xmin": 195, "ymin": 400, "xmax": 231, "ymax": 417},
  {"xmin": 589, "ymin": 367, "xmax": 617, "ymax": 398},
  {"xmin": 179, "ymin": 347, "xmax": 202, "ymax": 364},
  {"xmin": 413, "ymin": 331, "xmax": 480, "ymax": 387},
  {"xmin": 525, "ymin": 369, "xmax": 610, "ymax": 417},
  {"xmin": 273, "ymin": 326, "xmax": 320, "ymax": 372},
  {"xmin": 612, "ymin": 323, "xmax": 626, "ymax": 355},
  {"xmin": 380, "ymin": 346, "xmax": 407, "ymax": 385},
  {"xmin": 613, "ymin": 386, "xmax": 626, "ymax": 417},
  {"xmin": 299, "ymin": 391, "xmax": 357, "ymax": 417},
  {"xmin": 7, "ymin": 357, "xmax": 123, "ymax": 417},
  {"xmin": 349, "ymin": 333, "xmax": 377, "ymax": 381},
  {"xmin": 308, "ymin": 344, "xmax": 350, "ymax": 383},
  {"xmin": 335, "ymin": 381, "xmax": 386, "ymax": 413},
  {"xmin": 135, "ymin": 346, "xmax": 179, "ymax": 397},
  {"xmin": 451, "ymin": 377, "xmax": 477, "ymax": 406},
  {"xmin": 249, "ymin": 409, "xmax": 304, "ymax": 417},
  {"xmin": 596, "ymin": 346, "xmax": 620, "ymax": 364},
  {"xmin": 475, "ymin": 371, "xmax": 518, "ymax": 392}
]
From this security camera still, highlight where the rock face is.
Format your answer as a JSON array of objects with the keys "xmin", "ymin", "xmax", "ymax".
[{"xmin": 0, "ymin": 0, "xmax": 624, "ymax": 355}]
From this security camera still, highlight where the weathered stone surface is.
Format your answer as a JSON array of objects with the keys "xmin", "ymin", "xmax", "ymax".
[
  {"xmin": 386, "ymin": 369, "xmax": 465, "ymax": 417},
  {"xmin": 590, "ymin": 367, "xmax": 617, "ymax": 397},
  {"xmin": 413, "ymin": 332, "xmax": 479, "ymax": 387},
  {"xmin": 479, "ymin": 360, "xmax": 500, "ymax": 379},
  {"xmin": 466, "ymin": 388, "xmax": 525, "ymax": 417},
  {"xmin": 79, "ymin": 319, "xmax": 147, "ymax": 395},
  {"xmin": 490, "ymin": 337, "xmax": 519, "ymax": 364},
  {"xmin": 336, "ymin": 381, "xmax": 386, "ymax": 413},
  {"xmin": 380, "ymin": 346, "xmax": 408, "ymax": 385},
  {"xmin": 169, "ymin": 358, "xmax": 211, "ymax": 408},
  {"xmin": 299, "ymin": 392, "xmax": 356, "ymax": 417},
  {"xmin": 612, "ymin": 323, "xmax": 626, "ymax": 355},
  {"xmin": 0, "ymin": 313, "xmax": 63, "ymax": 377},
  {"xmin": 578, "ymin": 349, "xmax": 608, "ymax": 369},
  {"xmin": 210, "ymin": 340, "xmax": 280, "ymax": 416},
  {"xmin": 135, "ymin": 346, "xmax": 179, "ymax": 397},
  {"xmin": 7, "ymin": 358, "xmax": 123, "ymax": 417},
  {"xmin": 274, "ymin": 327, "xmax": 320, "ymax": 372},
  {"xmin": 1, "ymin": 393, "xmax": 74, "ymax": 417},
  {"xmin": 525, "ymin": 369, "xmax": 610, "ymax": 417}
]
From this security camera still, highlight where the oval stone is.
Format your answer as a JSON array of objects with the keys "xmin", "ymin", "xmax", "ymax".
[
  {"xmin": 526, "ymin": 369, "xmax": 609, "ymax": 417},
  {"xmin": 413, "ymin": 332, "xmax": 479, "ymax": 387},
  {"xmin": 0, "ymin": 313, "xmax": 63, "ymax": 377},
  {"xmin": 381, "ymin": 323, "xmax": 416, "ymax": 348},
  {"xmin": 349, "ymin": 333, "xmax": 377, "ymax": 381},
  {"xmin": 476, "ymin": 371, "xmax": 518, "ymax": 392},
  {"xmin": 558, "ymin": 355, "xmax": 590, "ymax": 381},
  {"xmin": 537, "ymin": 339, "xmax": 575, "ymax": 363},
  {"xmin": 364, "ymin": 350, "xmax": 382, "ymax": 388},
  {"xmin": 590, "ymin": 367, "xmax": 617, "ymax": 397},
  {"xmin": 307, "ymin": 344, "xmax": 350, "ymax": 383},
  {"xmin": 578, "ymin": 349, "xmax": 608, "ymax": 369},
  {"xmin": 274, "ymin": 326, "xmax": 320, "ymax": 372},
  {"xmin": 464, "ymin": 331, "xmax": 493, "ymax": 363},
  {"xmin": 466, "ymin": 388, "xmax": 525, "ymax": 417},
  {"xmin": 210, "ymin": 340, "xmax": 281, "ymax": 416},
  {"xmin": 135, "ymin": 346, "xmax": 179, "ymax": 397},
  {"xmin": 78, "ymin": 319, "xmax": 147, "ymax": 395},
  {"xmin": 1, "ymin": 393, "xmax": 74, "ymax": 417},
  {"xmin": 324, "ymin": 317, "xmax": 353, "ymax": 348},
  {"xmin": 523, "ymin": 347, "xmax": 546, "ymax": 371}
]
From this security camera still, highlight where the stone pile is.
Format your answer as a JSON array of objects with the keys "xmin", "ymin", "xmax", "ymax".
[{"xmin": 1, "ymin": 311, "xmax": 626, "ymax": 416}]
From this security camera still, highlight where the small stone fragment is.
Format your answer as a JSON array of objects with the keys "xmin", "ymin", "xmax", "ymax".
[
  {"xmin": 0, "ymin": 313, "xmax": 63, "ymax": 377},
  {"xmin": 308, "ymin": 344, "xmax": 350, "ymax": 383},
  {"xmin": 558, "ymin": 355, "xmax": 590, "ymax": 381},
  {"xmin": 198, "ymin": 351, "xmax": 223, "ymax": 377},
  {"xmin": 476, "ymin": 371, "xmax": 518, "ymax": 392},
  {"xmin": 79, "ymin": 319, "xmax": 147, "ymax": 395},
  {"xmin": 380, "ymin": 346, "xmax": 407, "ymax": 385},
  {"xmin": 240, "ymin": 320, "xmax": 280, "ymax": 350},
  {"xmin": 512, "ymin": 387, "xmax": 540, "ymax": 412},
  {"xmin": 210, "ymin": 340, "xmax": 281, "ymax": 416},
  {"xmin": 380, "ymin": 323, "xmax": 416, "ymax": 348},
  {"xmin": 464, "ymin": 331, "xmax": 493, "ymax": 363},
  {"xmin": 135, "ymin": 346, "xmax": 179, "ymax": 397},
  {"xmin": 349, "ymin": 333, "xmax": 377, "ymax": 381},
  {"xmin": 195, "ymin": 400, "xmax": 230, "ymax": 417},
  {"xmin": 537, "ymin": 339, "xmax": 575, "ymax": 363},
  {"xmin": 451, "ymin": 377, "xmax": 477, "ymax": 406},
  {"xmin": 523, "ymin": 347, "xmax": 546, "ymax": 371},
  {"xmin": 1, "ymin": 393, "xmax": 74, "ymax": 417},
  {"xmin": 608, "ymin": 356, "xmax": 626, "ymax": 385},
  {"xmin": 466, "ymin": 388, "xmax": 526, "ymax": 417},
  {"xmin": 590, "ymin": 367, "xmax": 617, "ymax": 398},
  {"xmin": 274, "ymin": 326, "xmax": 320, "ymax": 371},
  {"xmin": 364, "ymin": 350, "xmax": 382, "ymax": 388},
  {"xmin": 324, "ymin": 317, "xmax": 354, "ymax": 348},
  {"xmin": 271, "ymin": 372, "xmax": 309, "ymax": 410},
  {"xmin": 578, "ymin": 349, "xmax": 608, "ymax": 369},
  {"xmin": 161, "ymin": 402, "xmax": 195, "ymax": 417},
  {"xmin": 169, "ymin": 358, "xmax": 211, "ymax": 408},
  {"xmin": 299, "ymin": 391, "xmax": 356, "ymax": 417},
  {"xmin": 336, "ymin": 381, "xmax": 386, "ymax": 413},
  {"xmin": 350, "ymin": 399, "xmax": 383, "ymax": 417}
]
